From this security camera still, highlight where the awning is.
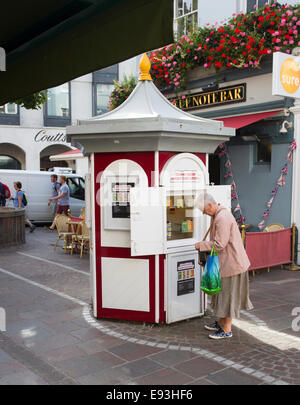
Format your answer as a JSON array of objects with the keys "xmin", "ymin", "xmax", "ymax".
[
  {"xmin": 50, "ymin": 148, "xmax": 83, "ymax": 161},
  {"xmin": 218, "ymin": 110, "xmax": 281, "ymax": 129},
  {"xmin": 0, "ymin": 0, "xmax": 174, "ymax": 105}
]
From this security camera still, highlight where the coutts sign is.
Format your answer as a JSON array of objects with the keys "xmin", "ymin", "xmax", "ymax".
[
  {"xmin": 34, "ymin": 130, "xmax": 67, "ymax": 143},
  {"xmin": 172, "ymin": 83, "xmax": 246, "ymax": 111}
]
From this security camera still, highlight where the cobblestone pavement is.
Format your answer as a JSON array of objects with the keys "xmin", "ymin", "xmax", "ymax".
[{"xmin": 0, "ymin": 227, "xmax": 299, "ymax": 385}]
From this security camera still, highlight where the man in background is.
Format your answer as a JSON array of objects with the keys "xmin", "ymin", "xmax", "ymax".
[{"xmin": 48, "ymin": 175, "xmax": 70, "ymax": 230}]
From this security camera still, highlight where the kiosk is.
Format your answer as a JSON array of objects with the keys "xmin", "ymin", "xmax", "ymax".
[{"xmin": 67, "ymin": 54, "xmax": 235, "ymax": 324}]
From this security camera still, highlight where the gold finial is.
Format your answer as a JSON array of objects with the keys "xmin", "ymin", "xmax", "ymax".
[{"xmin": 138, "ymin": 53, "xmax": 152, "ymax": 81}]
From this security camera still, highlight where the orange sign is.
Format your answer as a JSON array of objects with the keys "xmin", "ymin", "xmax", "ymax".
[
  {"xmin": 280, "ymin": 58, "xmax": 300, "ymax": 94},
  {"xmin": 273, "ymin": 52, "xmax": 300, "ymax": 99}
]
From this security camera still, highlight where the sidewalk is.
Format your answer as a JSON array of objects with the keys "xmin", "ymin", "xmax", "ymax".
[{"xmin": 0, "ymin": 227, "xmax": 299, "ymax": 385}]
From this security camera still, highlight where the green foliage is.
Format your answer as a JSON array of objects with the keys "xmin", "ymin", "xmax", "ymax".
[
  {"xmin": 14, "ymin": 90, "xmax": 47, "ymax": 110},
  {"xmin": 108, "ymin": 74, "xmax": 137, "ymax": 111}
]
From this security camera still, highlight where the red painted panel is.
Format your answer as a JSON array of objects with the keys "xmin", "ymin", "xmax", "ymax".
[
  {"xmin": 93, "ymin": 152, "xmax": 157, "ymax": 323},
  {"xmin": 158, "ymin": 151, "xmax": 206, "ymax": 174}
]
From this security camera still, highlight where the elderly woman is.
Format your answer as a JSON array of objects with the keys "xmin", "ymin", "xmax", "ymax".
[{"xmin": 195, "ymin": 193, "xmax": 253, "ymax": 340}]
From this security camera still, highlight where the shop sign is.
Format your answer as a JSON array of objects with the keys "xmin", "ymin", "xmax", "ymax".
[
  {"xmin": 34, "ymin": 130, "xmax": 67, "ymax": 143},
  {"xmin": 272, "ymin": 52, "xmax": 300, "ymax": 99},
  {"xmin": 172, "ymin": 83, "xmax": 246, "ymax": 111}
]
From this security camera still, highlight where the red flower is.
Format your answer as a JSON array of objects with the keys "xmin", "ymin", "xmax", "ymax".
[{"xmin": 215, "ymin": 61, "xmax": 222, "ymax": 68}]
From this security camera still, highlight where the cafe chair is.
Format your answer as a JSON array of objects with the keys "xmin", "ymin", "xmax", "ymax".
[
  {"xmin": 75, "ymin": 220, "xmax": 90, "ymax": 258},
  {"xmin": 263, "ymin": 223, "xmax": 284, "ymax": 232},
  {"xmin": 53, "ymin": 214, "xmax": 75, "ymax": 253}
]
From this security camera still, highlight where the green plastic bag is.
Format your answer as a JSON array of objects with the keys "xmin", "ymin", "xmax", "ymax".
[{"xmin": 200, "ymin": 245, "xmax": 221, "ymax": 295}]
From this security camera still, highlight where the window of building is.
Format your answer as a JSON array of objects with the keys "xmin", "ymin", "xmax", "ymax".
[
  {"xmin": 256, "ymin": 136, "xmax": 272, "ymax": 164},
  {"xmin": 0, "ymin": 103, "xmax": 20, "ymax": 125},
  {"xmin": 174, "ymin": 0, "xmax": 198, "ymax": 36},
  {"xmin": 240, "ymin": 0, "xmax": 298, "ymax": 13},
  {"xmin": 92, "ymin": 65, "xmax": 118, "ymax": 116},
  {"xmin": 0, "ymin": 155, "xmax": 21, "ymax": 170},
  {"xmin": 47, "ymin": 83, "xmax": 70, "ymax": 117},
  {"xmin": 95, "ymin": 83, "xmax": 114, "ymax": 115},
  {"xmin": 44, "ymin": 83, "xmax": 71, "ymax": 127},
  {"xmin": 0, "ymin": 103, "xmax": 18, "ymax": 115}
]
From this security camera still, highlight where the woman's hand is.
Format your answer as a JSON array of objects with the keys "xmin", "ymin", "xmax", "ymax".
[{"xmin": 195, "ymin": 242, "xmax": 201, "ymax": 250}]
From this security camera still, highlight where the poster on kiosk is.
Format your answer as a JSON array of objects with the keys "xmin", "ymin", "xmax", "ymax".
[{"xmin": 129, "ymin": 153, "xmax": 231, "ymax": 324}]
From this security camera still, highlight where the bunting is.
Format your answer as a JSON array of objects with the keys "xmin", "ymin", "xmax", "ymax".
[
  {"xmin": 217, "ymin": 143, "xmax": 245, "ymax": 225},
  {"xmin": 257, "ymin": 140, "xmax": 296, "ymax": 230}
]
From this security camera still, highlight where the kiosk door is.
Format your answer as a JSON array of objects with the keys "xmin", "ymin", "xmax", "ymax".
[{"xmin": 166, "ymin": 250, "xmax": 203, "ymax": 324}]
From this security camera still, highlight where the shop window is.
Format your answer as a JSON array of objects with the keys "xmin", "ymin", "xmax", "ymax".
[
  {"xmin": 95, "ymin": 83, "xmax": 114, "ymax": 115},
  {"xmin": 44, "ymin": 83, "xmax": 71, "ymax": 127},
  {"xmin": 0, "ymin": 155, "xmax": 21, "ymax": 170},
  {"xmin": 256, "ymin": 137, "xmax": 272, "ymax": 164}
]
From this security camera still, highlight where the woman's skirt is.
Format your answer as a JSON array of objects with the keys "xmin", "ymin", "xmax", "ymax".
[{"xmin": 210, "ymin": 271, "xmax": 253, "ymax": 319}]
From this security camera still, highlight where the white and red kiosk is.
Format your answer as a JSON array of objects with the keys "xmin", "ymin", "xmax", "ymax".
[{"xmin": 67, "ymin": 54, "xmax": 234, "ymax": 324}]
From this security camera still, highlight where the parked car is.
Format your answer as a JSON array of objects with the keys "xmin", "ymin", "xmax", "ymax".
[{"xmin": 0, "ymin": 169, "xmax": 85, "ymax": 222}]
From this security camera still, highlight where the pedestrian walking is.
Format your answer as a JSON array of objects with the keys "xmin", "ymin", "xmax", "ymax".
[
  {"xmin": 194, "ymin": 192, "xmax": 253, "ymax": 340},
  {"xmin": 48, "ymin": 175, "xmax": 70, "ymax": 230},
  {"xmin": 11, "ymin": 181, "xmax": 36, "ymax": 232},
  {"xmin": 48, "ymin": 174, "xmax": 61, "ymax": 217}
]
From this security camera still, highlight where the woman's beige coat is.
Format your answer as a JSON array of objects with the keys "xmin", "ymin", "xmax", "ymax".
[{"xmin": 198, "ymin": 205, "xmax": 250, "ymax": 278}]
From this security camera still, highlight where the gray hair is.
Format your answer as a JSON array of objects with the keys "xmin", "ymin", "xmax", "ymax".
[{"xmin": 195, "ymin": 192, "xmax": 216, "ymax": 211}]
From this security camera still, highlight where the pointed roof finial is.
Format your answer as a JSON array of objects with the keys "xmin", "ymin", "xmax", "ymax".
[{"xmin": 138, "ymin": 53, "xmax": 152, "ymax": 81}]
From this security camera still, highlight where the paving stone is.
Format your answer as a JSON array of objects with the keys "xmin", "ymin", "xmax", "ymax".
[
  {"xmin": 0, "ymin": 370, "xmax": 47, "ymax": 385},
  {"xmin": 55, "ymin": 351, "xmax": 125, "ymax": 378},
  {"xmin": 134, "ymin": 367, "xmax": 193, "ymax": 385},
  {"xmin": 108, "ymin": 342, "xmax": 163, "ymax": 361},
  {"xmin": 114, "ymin": 358, "xmax": 163, "ymax": 379},
  {"xmin": 149, "ymin": 349, "xmax": 196, "ymax": 367},
  {"xmin": 174, "ymin": 356, "xmax": 225, "ymax": 379}
]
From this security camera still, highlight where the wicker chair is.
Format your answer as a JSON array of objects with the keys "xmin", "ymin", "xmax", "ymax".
[
  {"xmin": 263, "ymin": 223, "xmax": 284, "ymax": 232},
  {"xmin": 53, "ymin": 214, "xmax": 75, "ymax": 253},
  {"xmin": 73, "ymin": 220, "xmax": 90, "ymax": 258},
  {"xmin": 79, "ymin": 206, "xmax": 86, "ymax": 219}
]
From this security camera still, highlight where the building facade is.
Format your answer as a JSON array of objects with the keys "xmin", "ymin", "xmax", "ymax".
[{"xmin": 0, "ymin": 66, "xmax": 119, "ymax": 177}]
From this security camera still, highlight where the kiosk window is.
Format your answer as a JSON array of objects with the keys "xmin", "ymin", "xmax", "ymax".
[
  {"xmin": 112, "ymin": 182, "xmax": 135, "ymax": 219},
  {"xmin": 167, "ymin": 194, "xmax": 195, "ymax": 241}
]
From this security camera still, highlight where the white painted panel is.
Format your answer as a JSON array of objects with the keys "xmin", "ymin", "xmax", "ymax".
[
  {"xmin": 101, "ymin": 257, "xmax": 149, "ymax": 312},
  {"xmin": 130, "ymin": 187, "xmax": 166, "ymax": 256}
]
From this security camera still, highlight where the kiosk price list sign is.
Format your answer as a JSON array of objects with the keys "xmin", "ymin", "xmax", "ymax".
[{"xmin": 177, "ymin": 259, "xmax": 195, "ymax": 296}]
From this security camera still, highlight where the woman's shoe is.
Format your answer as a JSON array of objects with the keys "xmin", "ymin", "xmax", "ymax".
[
  {"xmin": 204, "ymin": 321, "xmax": 220, "ymax": 331},
  {"xmin": 209, "ymin": 327, "xmax": 232, "ymax": 340}
]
